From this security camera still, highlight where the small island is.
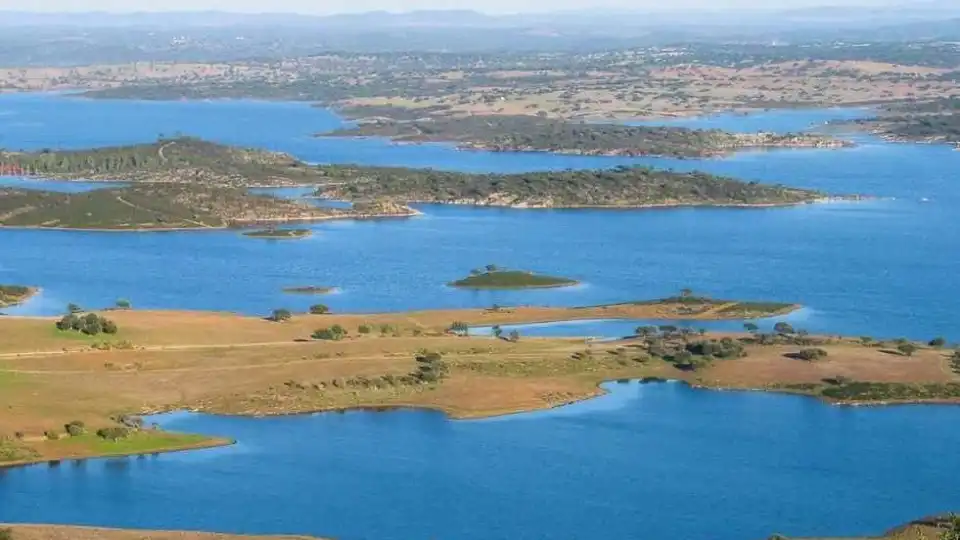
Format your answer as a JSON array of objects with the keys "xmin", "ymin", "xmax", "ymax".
[
  {"xmin": 0, "ymin": 285, "xmax": 37, "ymax": 308},
  {"xmin": 450, "ymin": 268, "xmax": 578, "ymax": 289},
  {"xmin": 243, "ymin": 228, "xmax": 312, "ymax": 239},
  {"xmin": 282, "ymin": 286, "xmax": 336, "ymax": 295}
]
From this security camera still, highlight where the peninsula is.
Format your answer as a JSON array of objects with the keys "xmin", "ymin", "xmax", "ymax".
[
  {"xmin": 450, "ymin": 268, "xmax": 578, "ymax": 289},
  {"xmin": 314, "ymin": 164, "xmax": 828, "ymax": 208},
  {"xmin": 0, "ymin": 285, "xmax": 37, "ymax": 308},
  {"xmin": 0, "ymin": 185, "xmax": 415, "ymax": 231},
  {"xmin": 322, "ymin": 113, "xmax": 852, "ymax": 158},
  {"xmin": 3, "ymin": 295, "xmax": 958, "ymax": 468},
  {"xmin": 835, "ymin": 98, "xmax": 960, "ymax": 145}
]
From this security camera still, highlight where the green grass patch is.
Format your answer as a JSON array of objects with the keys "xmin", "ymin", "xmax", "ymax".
[
  {"xmin": 450, "ymin": 270, "xmax": 577, "ymax": 290},
  {"xmin": 54, "ymin": 431, "xmax": 215, "ymax": 456},
  {"xmin": 715, "ymin": 301, "xmax": 794, "ymax": 316},
  {"xmin": 0, "ymin": 439, "xmax": 39, "ymax": 463}
]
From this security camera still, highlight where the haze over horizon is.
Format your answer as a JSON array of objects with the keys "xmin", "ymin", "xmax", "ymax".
[{"xmin": 0, "ymin": 0, "xmax": 915, "ymax": 14}]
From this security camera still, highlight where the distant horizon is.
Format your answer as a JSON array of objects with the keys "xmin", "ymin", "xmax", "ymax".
[{"xmin": 0, "ymin": 0, "xmax": 920, "ymax": 16}]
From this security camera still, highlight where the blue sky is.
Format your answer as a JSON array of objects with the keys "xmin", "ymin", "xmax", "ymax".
[{"xmin": 0, "ymin": 0, "xmax": 900, "ymax": 14}]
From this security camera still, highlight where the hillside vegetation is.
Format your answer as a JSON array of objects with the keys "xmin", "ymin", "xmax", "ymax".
[
  {"xmin": 314, "ymin": 164, "xmax": 825, "ymax": 208},
  {"xmin": 0, "ymin": 185, "xmax": 409, "ymax": 230},
  {"xmin": 0, "ymin": 137, "xmax": 324, "ymax": 187},
  {"xmin": 324, "ymin": 113, "xmax": 850, "ymax": 158}
]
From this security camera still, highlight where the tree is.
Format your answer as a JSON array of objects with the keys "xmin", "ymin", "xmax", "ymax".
[
  {"xmin": 309, "ymin": 304, "xmax": 329, "ymax": 315},
  {"xmin": 774, "ymin": 322, "xmax": 795, "ymax": 335},
  {"xmin": 743, "ymin": 322, "xmax": 759, "ymax": 333},
  {"xmin": 81, "ymin": 313, "xmax": 103, "ymax": 335},
  {"xmin": 508, "ymin": 330, "xmax": 521, "ymax": 342},
  {"xmin": 897, "ymin": 343, "xmax": 919, "ymax": 357},
  {"xmin": 66, "ymin": 303, "xmax": 83, "ymax": 314},
  {"xmin": 485, "ymin": 264, "xmax": 499, "ymax": 273},
  {"xmin": 64, "ymin": 420, "xmax": 86, "ymax": 437},
  {"xmin": 680, "ymin": 288, "xmax": 693, "ymax": 298},
  {"xmin": 930, "ymin": 337, "xmax": 947, "ymax": 348},
  {"xmin": 102, "ymin": 319, "xmax": 118, "ymax": 335},
  {"xmin": 115, "ymin": 298, "xmax": 132, "ymax": 310},
  {"xmin": 492, "ymin": 325, "xmax": 503, "ymax": 339},
  {"xmin": 358, "ymin": 324, "xmax": 372, "ymax": 334},
  {"xmin": 270, "ymin": 309, "xmax": 292, "ymax": 322},
  {"xmin": 449, "ymin": 321, "xmax": 469, "ymax": 336}
]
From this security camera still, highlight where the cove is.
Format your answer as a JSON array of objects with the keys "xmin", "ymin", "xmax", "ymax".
[{"xmin": 2, "ymin": 382, "xmax": 959, "ymax": 540}]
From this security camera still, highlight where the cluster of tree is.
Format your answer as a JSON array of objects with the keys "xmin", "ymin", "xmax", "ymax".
[
  {"xmin": 270, "ymin": 309, "xmax": 293, "ymax": 322},
  {"xmin": 55, "ymin": 312, "xmax": 118, "ymax": 336},
  {"xmin": 312, "ymin": 325, "xmax": 348, "ymax": 341},
  {"xmin": 413, "ymin": 350, "xmax": 448, "ymax": 384},
  {"xmin": 314, "ymin": 162, "xmax": 819, "ymax": 208},
  {"xmin": 309, "ymin": 304, "xmax": 330, "ymax": 315}
]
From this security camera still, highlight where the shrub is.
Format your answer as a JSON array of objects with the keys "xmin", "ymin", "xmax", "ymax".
[
  {"xmin": 96, "ymin": 427, "xmax": 131, "ymax": 441},
  {"xmin": 309, "ymin": 304, "xmax": 329, "ymax": 315},
  {"xmin": 270, "ymin": 308, "xmax": 292, "ymax": 322},
  {"xmin": 67, "ymin": 303, "xmax": 83, "ymax": 314},
  {"xmin": 102, "ymin": 319, "xmax": 118, "ymax": 334},
  {"xmin": 115, "ymin": 298, "xmax": 132, "ymax": 310},
  {"xmin": 897, "ymin": 343, "xmax": 919, "ymax": 357},
  {"xmin": 492, "ymin": 325, "xmax": 503, "ymax": 339},
  {"xmin": 743, "ymin": 322, "xmax": 759, "ymax": 333},
  {"xmin": 795, "ymin": 348, "xmax": 829, "ymax": 361},
  {"xmin": 56, "ymin": 314, "xmax": 80, "ymax": 331},
  {"xmin": 413, "ymin": 350, "xmax": 448, "ymax": 383},
  {"xmin": 635, "ymin": 326, "xmax": 659, "ymax": 337},
  {"xmin": 44, "ymin": 430, "xmax": 60, "ymax": 441},
  {"xmin": 64, "ymin": 420, "xmax": 86, "ymax": 437},
  {"xmin": 312, "ymin": 326, "xmax": 346, "ymax": 341},
  {"xmin": 358, "ymin": 324, "xmax": 372, "ymax": 334},
  {"xmin": 930, "ymin": 337, "xmax": 947, "ymax": 348},
  {"xmin": 508, "ymin": 330, "xmax": 521, "ymax": 342}
]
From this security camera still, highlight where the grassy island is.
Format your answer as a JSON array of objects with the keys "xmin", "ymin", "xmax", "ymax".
[
  {"xmin": 323, "ymin": 113, "xmax": 852, "ymax": 158},
  {"xmin": 0, "ymin": 185, "xmax": 415, "ymax": 231},
  {"xmin": 314, "ymin": 164, "xmax": 829, "ymax": 209},
  {"xmin": 836, "ymin": 98, "xmax": 960, "ymax": 144},
  {"xmin": 6, "ymin": 295, "xmax": 960, "ymax": 467},
  {"xmin": 450, "ymin": 269, "xmax": 578, "ymax": 289},
  {"xmin": 243, "ymin": 228, "xmax": 312, "ymax": 239},
  {"xmin": 0, "ymin": 285, "xmax": 37, "ymax": 308}
]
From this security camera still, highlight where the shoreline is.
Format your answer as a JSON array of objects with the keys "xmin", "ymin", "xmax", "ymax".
[
  {"xmin": 5, "ymin": 375, "xmax": 958, "ymax": 471},
  {"xmin": 0, "ymin": 286, "xmax": 39, "ymax": 309}
]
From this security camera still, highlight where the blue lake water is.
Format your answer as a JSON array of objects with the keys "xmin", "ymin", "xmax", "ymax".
[
  {"xmin": 1, "ymin": 94, "xmax": 960, "ymax": 539},
  {"xmin": 2, "ymin": 382, "xmax": 959, "ymax": 540},
  {"xmin": 0, "ymin": 93, "xmax": 957, "ymax": 341}
]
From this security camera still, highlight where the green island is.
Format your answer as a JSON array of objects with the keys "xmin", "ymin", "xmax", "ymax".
[
  {"xmin": 314, "ymin": 164, "xmax": 831, "ymax": 208},
  {"xmin": 0, "ymin": 184, "xmax": 414, "ymax": 230},
  {"xmin": 323, "ymin": 111, "xmax": 852, "ymax": 158},
  {"xmin": 0, "ymin": 137, "xmax": 841, "ymax": 211},
  {"xmin": 242, "ymin": 228, "xmax": 313, "ymax": 239},
  {"xmin": 282, "ymin": 286, "xmax": 336, "ymax": 295},
  {"xmin": 0, "ymin": 137, "xmax": 324, "ymax": 188},
  {"xmin": 0, "ymin": 285, "xmax": 37, "ymax": 308},
  {"xmin": 450, "ymin": 268, "xmax": 578, "ymax": 289}
]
